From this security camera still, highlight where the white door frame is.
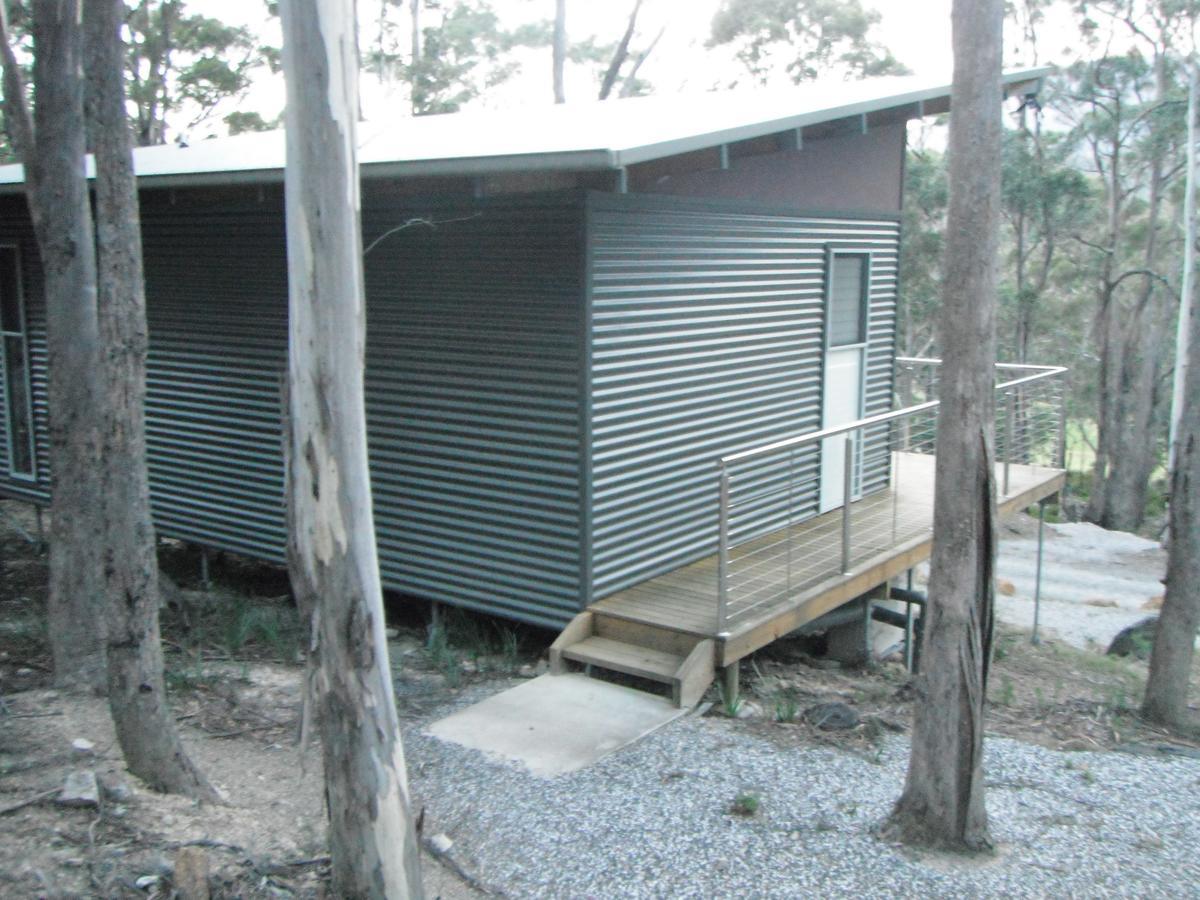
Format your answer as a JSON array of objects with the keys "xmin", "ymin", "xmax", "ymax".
[{"xmin": 819, "ymin": 248, "xmax": 871, "ymax": 514}]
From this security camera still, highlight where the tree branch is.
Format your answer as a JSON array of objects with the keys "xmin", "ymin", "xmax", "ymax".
[{"xmin": 598, "ymin": 0, "xmax": 642, "ymax": 101}]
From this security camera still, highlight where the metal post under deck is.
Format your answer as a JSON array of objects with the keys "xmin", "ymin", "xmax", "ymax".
[{"xmin": 1032, "ymin": 498, "xmax": 1046, "ymax": 645}]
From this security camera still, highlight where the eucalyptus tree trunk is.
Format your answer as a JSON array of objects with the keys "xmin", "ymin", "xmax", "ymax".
[
  {"xmin": 280, "ymin": 2, "xmax": 423, "ymax": 896},
  {"xmin": 883, "ymin": 0, "xmax": 1000, "ymax": 850},
  {"xmin": 1142, "ymin": 250, "xmax": 1200, "ymax": 729},
  {"xmin": 552, "ymin": 0, "xmax": 566, "ymax": 103},
  {"xmin": 83, "ymin": 0, "xmax": 216, "ymax": 800},
  {"xmin": 0, "ymin": 1, "xmax": 106, "ymax": 691}
]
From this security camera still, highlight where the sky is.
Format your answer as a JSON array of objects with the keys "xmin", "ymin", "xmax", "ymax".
[{"xmin": 193, "ymin": 0, "xmax": 1112, "ymax": 142}]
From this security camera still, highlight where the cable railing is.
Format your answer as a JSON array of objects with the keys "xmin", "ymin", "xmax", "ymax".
[{"xmin": 714, "ymin": 357, "xmax": 1066, "ymax": 637}]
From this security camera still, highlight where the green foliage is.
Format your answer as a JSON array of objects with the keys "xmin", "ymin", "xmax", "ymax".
[
  {"xmin": 367, "ymin": 0, "xmax": 548, "ymax": 116},
  {"xmin": 718, "ymin": 678, "xmax": 743, "ymax": 717},
  {"xmin": 125, "ymin": 0, "xmax": 279, "ymax": 145},
  {"xmin": 730, "ymin": 791, "xmax": 760, "ymax": 816},
  {"xmin": 708, "ymin": 0, "xmax": 908, "ymax": 86},
  {"xmin": 175, "ymin": 591, "xmax": 302, "ymax": 663},
  {"xmin": 223, "ymin": 111, "xmax": 277, "ymax": 135},
  {"xmin": 773, "ymin": 690, "xmax": 799, "ymax": 723},
  {"xmin": 897, "ymin": 145, "xmax": 948, "ymax": 357},
  {"xmin": 997, "ymin": 675, "xmax": 1015, "ymax": 707},
  {"xmin": 999, "ymin": 117, "xmax": 1094, "ymax": 362},
  {"xmin": 424, "ymin": 608, "xmax": 527, "ymax": 681}
]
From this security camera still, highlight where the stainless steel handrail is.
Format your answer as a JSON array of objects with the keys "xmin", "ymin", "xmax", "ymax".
[
  {"xmin": 714, "ymin": 358, "xmax": 1067, "ymax": 636},
  {"xmin": 718, "ymin": 361, "xmax": 1067, "ymax": 467}
]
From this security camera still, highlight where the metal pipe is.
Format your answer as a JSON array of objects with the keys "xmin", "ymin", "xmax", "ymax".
[
  {"xmin": 841, "ymin": 437, "xmax": 853, "ymax": 574},
  {"xmin": 717, "ymin": 464, "xmax": 730, "ymax": 637},
  {"xmin": 1032, "ymin": 499, "xmax": 1046, "ymax": 645}
]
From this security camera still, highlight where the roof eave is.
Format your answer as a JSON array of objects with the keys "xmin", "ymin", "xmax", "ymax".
[{"xmin": 613, "ymin": 67, "xmax": 1052, "ymax": 169}]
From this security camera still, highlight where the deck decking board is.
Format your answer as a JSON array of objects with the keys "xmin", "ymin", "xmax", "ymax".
[{"xmin": 591, "ymin": 452, "xmax": 1065, "ymax": 663}]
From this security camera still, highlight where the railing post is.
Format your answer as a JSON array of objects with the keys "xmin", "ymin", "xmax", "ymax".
[
  {"xmin": 717, "ymin": 463, "xmax": 730, "ymax": 637},
  {"xmin": 841, "ymin": 436, "xmax": 853, "ymax": 574},
  {"xmin": 1003, "ymin": 389, "xmax": 1014, "ymax": 496},
  {"xmin": 1056, "ymin": 375, "xmax": 1068, "ymax": 470},
  {"xmin": 786, "ymin": 449, "xmax": 794, "ymax": 596}
]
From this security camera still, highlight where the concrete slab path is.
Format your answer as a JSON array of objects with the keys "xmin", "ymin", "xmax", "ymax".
[{"xmin": 426, "ymin": 673, "xmax": 687, "ymax": 777}]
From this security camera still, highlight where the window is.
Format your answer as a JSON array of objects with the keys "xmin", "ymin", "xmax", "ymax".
[
  {"xmin": 0, "ymin": 246, "xmax": 35, "ymax": 479},
  {"xmin": 826, "ymin": 253, "xmax": 869, "ymax": 347}
]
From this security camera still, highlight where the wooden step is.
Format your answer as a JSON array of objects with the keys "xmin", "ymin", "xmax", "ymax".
[
  {"xmin": 561, "ymin": 636, "xmax": 682, "ymax": 684},
  {"xmin": 548, "ymin": 611, "xmax": 716, "ymax": 707}
]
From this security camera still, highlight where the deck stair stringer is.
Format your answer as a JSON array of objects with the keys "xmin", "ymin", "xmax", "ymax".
[{"xmin": 549, "ymin": 611, "xmax": 715, "ymax": 708}]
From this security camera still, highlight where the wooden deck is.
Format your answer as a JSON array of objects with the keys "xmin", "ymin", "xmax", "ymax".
[{"xmin": 591, "ymin": 452, "xmax": 1066, "ymax": 666}]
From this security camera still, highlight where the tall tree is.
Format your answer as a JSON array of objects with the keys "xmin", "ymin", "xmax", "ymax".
[
  {"xmin": 1143, "ymin": 247, "xmax": 1199, "ymax": 729},
  {"xmin": 279, "ymin": 0, "xmax": 423, "ymax": 895},
  {"xmin": 125, "ymin": 0, "xmax": 277, "ymax": 145},
  {"xmin": 883, "ymin": 0, "xmax": 1001, "ymax": 850},
  {"xmin": 708, "ymin": 0, "xmax": 908, "ymax": 87},
  {"xmin": 84, "ymin": 0, "xmax": 216, "ymax": 799},
  {"xmin": 1001, "ymin": 110, "xmax": 1091, "ymax": 363},
  {"xmin": 364, "ymin": 0, "xmax": 545, "ymax": 116},
  {"xmin": 552, "ymin": 0, "xmax": 565, "ymax": 103},
  {"xmin": 1060, "ymin": 48, "xmax": 1184, "ymax": 531},
  {"xmin": 0, "ymin": 0, "xmax": 107, "ymax": 691}
]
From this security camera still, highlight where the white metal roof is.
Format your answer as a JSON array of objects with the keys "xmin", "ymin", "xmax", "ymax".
[{"xmin": 0, "ymin": 68, "xmax": 1048, "ymax": 190}]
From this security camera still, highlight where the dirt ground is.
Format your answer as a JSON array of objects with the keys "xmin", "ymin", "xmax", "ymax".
[
  {"xmin": 1, "ymin": 498, "xmax": 1198, "ymax": 898},
  {"xmin": 0, "ymin": 501, "xmax": 487, "ymax": 899}
]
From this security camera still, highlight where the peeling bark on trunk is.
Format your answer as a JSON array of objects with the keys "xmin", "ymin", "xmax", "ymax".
[
  {"xmin": 0, "ymin": 1, "xmax": 107, "ymax": 692},
  {"xmin": 280, "ymin": 2, "xmax": 423, "ymax": 896},
  {"xmin": 883, "ymin": 0, "xmax": 1000, "ymax": 851},
  {"xmin": 84, "ymin": 0, "xmax": 216, "ymax": 801},
  {"xmin": 1143, "ymin": 249, "xmax": 1200, "ymax": 728}
]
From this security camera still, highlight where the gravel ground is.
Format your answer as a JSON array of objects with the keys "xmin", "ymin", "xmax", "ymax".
[{"xmin": 406, "ymin": 684, "xmax": 1200, "ymax": 899}]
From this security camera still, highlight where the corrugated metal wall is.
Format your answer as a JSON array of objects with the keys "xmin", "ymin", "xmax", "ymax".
[
  {"xmin": 361, "ymin": 199, "xmax": 585, "ymax": 627},
  {"xmin": 586, "ymin": 193, "xmax": 898, "ymax": 601},
  {"xmin": 140, "ymin": 197, "xmax": 291, "ymax": 560},
  {"xmin": 0, "ymin": 200, "xmax": 50, "ymax": 503},
  {"xmin": 0, "ymin": 185, "xmax": 899, "ymax": 630},
  {"xmin": 0, "ymin": 191, "xmax": 586, "ymax": 629},
  {"xmin": 143, "ymin": 194, "xmax": 586, "ymax": 628}
]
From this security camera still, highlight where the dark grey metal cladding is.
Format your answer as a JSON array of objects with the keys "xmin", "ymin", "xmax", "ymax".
[
  {"xmin": 0, "ymin": 188, "xmax": 585, "ymax": 630},
  {"xmin": 140, "ymin": 198, "xmax": 290, "ymax": 560},
  {"xmin": 361, "ymin": 198, "xmax": 584, "ymax": 629},
  {"xmin": 0, "ymin": 198, "xmax": 58, "ymax": 503},
  {"xmin": 586, "ymin": 193, "xmax": 899, "ymax": 600}
]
